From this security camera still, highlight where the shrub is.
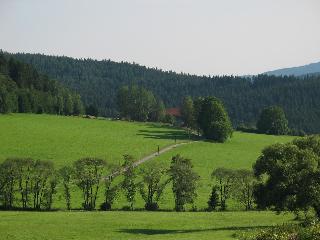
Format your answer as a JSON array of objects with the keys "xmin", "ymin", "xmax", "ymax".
[
  {"xmin": 238, "ymin": 224, "xmax": 320, "ymax": 240},
  {"xmin": 122, "ymin": 205, "xmax": 132, "ymax": 211},
  {"xmin": 99, "ymin": 202, "xmax": 112, "ymax": 211},
  {"xmin": 145, "ymin": 202, "xmax": 159, "ymax": 211},
  {"xmin": 207, "ymin": 186, "xmax": 219, "ymax": 211}
]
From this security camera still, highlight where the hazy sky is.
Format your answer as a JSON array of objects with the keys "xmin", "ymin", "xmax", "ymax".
[{"xmin": 1, "ymin": 0, "xmax": 320, "ymax": 75}]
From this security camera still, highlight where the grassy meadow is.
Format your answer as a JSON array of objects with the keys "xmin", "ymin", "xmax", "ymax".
[
  {"xmin": 0, "ymin": 114, "xmax": 188, "ymax": 166},
  {"xmin": 0, "ymin": 211, "xmax": 294, "ymax": 240},
  {"xmin": 0, "ymin": 113, "xmax": 298, "ymax": 240},
  {"xmin": 0, "ymin": 114, "xmax": 295, "ymax": 210},
  {"xmin": 154, "ymin": 132, "xmax": 294, "ymax": 209}
]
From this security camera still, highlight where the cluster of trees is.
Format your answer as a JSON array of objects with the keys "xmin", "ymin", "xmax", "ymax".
[
  {"xmin": 0, "ymin": 154, "xmax": 199, "ymax": 212},
  {"xmin": 117, "ymin": 85, "xmax": 165, "ymax": 122},
  {"xmin": 0, "ymin": 158, "xmax": 57, "ymax": 210},
  {"xmin": 0, "ymin": 53, "xmax": 84, "ymax": 115},
  {"xmin": 10, "ymin": 52, "xmax": 320, "ymax": 133},
  {"xmin": 3, "ymin": 136, "xmax": 318, "ymax": 215},
  {"xmin": 209, "ymin": 168, "xmax": 257, "ymax": 211},
  {"xmin": 253, "ymin": 135, "xmax": 320, "ymax": 219},
  {"xmin": 208, "ymin": 135, "xmax": 320, "ymax": 220},
  {"xmin": 256, "ymin": 106, "xmax": 289, "ymax": 135},
  {"xmin": 181, "ymin": 96, "xmax": 233, "ymax": 142}
]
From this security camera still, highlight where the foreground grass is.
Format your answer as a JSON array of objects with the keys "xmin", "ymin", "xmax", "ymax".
[{"xmin": 0, "ymin": 211, "xmax": 294, "ymax": 240}]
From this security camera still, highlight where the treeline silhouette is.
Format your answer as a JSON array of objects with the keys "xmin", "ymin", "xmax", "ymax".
[{"xmin": 8, "ymin": 52, "xmax": 320, "ymax": 133}]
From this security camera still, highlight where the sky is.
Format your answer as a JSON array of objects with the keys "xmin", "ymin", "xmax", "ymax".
[{"xmin": 0, "ymin": 0, "xmax": 320, "ymax": 76}]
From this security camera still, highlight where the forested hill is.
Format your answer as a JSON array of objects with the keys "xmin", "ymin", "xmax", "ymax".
[
  {"xmin": 0, "ymin": 53, "xmax": 84, "ymax": 115},
  {"xmin": 9, "ymin": 52, "xmax": 320, "ymax": 134}
]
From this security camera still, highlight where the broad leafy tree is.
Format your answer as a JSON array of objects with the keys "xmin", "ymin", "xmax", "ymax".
[
  {"xmin": 101, "ymin": 165, "xmax": 121, "ymax": 211},
  {"xmin": 139, "ymin": 162, "xmax": 169, "ymax": 211},
  {"xmin": 15, "ymin": 158, "xmax": 34, "ymax": 209},
  {"xmin": 181, "ymin": 96, "xmax": 195, "ymax": 129},
  {"xmin": 149, "ymin": 98, "xmax": 166, "ymax": 122},
  {"xmin": 0, "ymin": 159, "xmax": 19, "ymax": 209},
  {"xmin": 0, "ymin": 158, "xmax": 58, "ymax": 210},
  {"xmin": 168, "ymin": 154, "xmax": 199, "ymax": 211},
  {"xmin": 211, "ymin": 168, "xmax": 235, "ymax": 210},
  {"xmin": 73, "ymin": 158, "xmax": 106, "ymax": 210},
  {"xmin": 257, "ymin": 106, "xmax": 289, "ymax": 135},
  {"xmin": 232, "ymin": 169, "xmax": 257, "ymax": 210},
  {"xmin": 197, "ymin": 97, "xmax": 233, "ymax": 142},
  {"xmin": 117, "ymin": 85, "xmax": 165, "ymax": 122},
  {"xmin": 31, "ymin": 160, "xmax": 56, "ymax": 210},
  {"xmin": 253, "ymin": 138, "xmax": 320, "ymax": 218},
  {"xmin": 59, "ymin": 166, "xmax": 73, "ymax": 210},
  {"xmin": 121, "ymin": 155, "xmax": 137, "ymax": 210}
]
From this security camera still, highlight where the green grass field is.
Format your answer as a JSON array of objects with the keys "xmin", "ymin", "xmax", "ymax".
[
  {"xmin": 0, "ymin": 114, "xmax": 188, "ymax": 166},
  {"xmin": 0, "ymin": 114, "xmax": 298, "ymax": 239},
  {"xmin": 0, "ymin": 211, "xmax": 294, "ymax": 240},
  {"xmin": 153, "ymin": 132, "xmax": 294, "ymax": 210},
  {"xmin": 0, "ymin": 114, "xmax": 294, "ymax": 210}
]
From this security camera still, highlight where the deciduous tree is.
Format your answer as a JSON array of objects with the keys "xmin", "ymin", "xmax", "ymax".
[
  {"xmin": 139, "ymin": 162, "xmax": 169, "ymax": 211},
  {"xmin": 211, "ymin": 168, "xmax": 235, "ymax": 210},
  {"xmin": 59, "ymin": 166, "xmax": 73, "ymax": 210},
  {"xmin": 168, "ymin": 154, "xmax": 199, "ymax": 211},
  {"xmin": 73, "ymin": 158, "xmax": 106, "ymax": 210},
  {"xmin": 232, "ymin": 169, "xmax": 257, "ymax": 210},
  {"xmin": 253, "ymin": 140, "xmax": 320, "ymax": 218},
  {"xmin": 197, "ymin": 97, "xmax": 233, "ymax": 142},
  {"xmin": 121, "ymin": 155, "xmax": 137, "ymax": 210},
  {"xmin": 257, "ymin": 106, "xmax": 289, "ymax": 135}
]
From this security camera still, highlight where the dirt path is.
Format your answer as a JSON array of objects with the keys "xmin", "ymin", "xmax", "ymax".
[
  {"xmin": 133, "ymin": 141, "xmax": 192, "ymax": 167},
  {"xmin": 104, "ymin": 141, "xmax": 194, "ymax": 180}
]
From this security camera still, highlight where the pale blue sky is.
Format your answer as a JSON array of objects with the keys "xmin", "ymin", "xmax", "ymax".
[{"xmin": 1, "ymin": 0, "xmax": 319, "ymax": 75}]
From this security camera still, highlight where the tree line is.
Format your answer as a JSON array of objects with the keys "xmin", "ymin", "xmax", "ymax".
[
  {"xmin": 0, "ymin": 154, "xmax": 198, "ymax": 211},
  {"xmin": 117, "ymin": 87, "xmax": 289, "ymax": 142},
  {"xmin": 180, "ymin": 96, "xmax": 290, "ymax": 142},
  {"xmin": 0, "ymin": 53, "xmax": 84, "ymax": 115},
  {"xmin": 1, "ymin": 135, "xmax": 319, "ymax": 216},
  {"xmin": 9, "ymin": 52, "xmax": 320, "ymax": 134},
  {"xmin": 0, "ymin": 153, "xmax": 256, "ymax": 212},
  {"xmin": 117, "ymin": 88, "xmax": 234, "ymax": 142}
]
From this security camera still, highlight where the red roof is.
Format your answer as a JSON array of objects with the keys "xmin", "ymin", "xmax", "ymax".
[{"xmin": 166, "ymin": 108, "xmax": 181, "ymax": 117}]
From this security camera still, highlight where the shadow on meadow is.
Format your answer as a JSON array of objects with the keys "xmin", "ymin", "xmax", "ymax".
[
  {"xmin": 136, "ymin": 124, "xmax": 199, "ymax": 141},
  {"xmin": 118, "ymin": 225, "xmax": 270, "ymax": 235}
]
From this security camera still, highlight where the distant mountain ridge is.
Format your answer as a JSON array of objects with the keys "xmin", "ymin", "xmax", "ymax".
[{"xmin": 264, "ymin": 61, "xmax": 320, "ymax": 76}]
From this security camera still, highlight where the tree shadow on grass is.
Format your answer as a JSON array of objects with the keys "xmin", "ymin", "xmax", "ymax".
[
  {"xmin": 137, "ymin": 124, "xmax": 201, "ymax": 141},
  {"xmin": 118, "ymin": 225, "xmax": 270, "ymax": 235},
  {"xmin": 137, "ymin": 129, "xmax": 191, "ymax": 141}
]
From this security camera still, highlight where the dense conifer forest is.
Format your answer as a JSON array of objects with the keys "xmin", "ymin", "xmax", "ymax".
[
  {"xmin": 0, "ymin": 53, "xmax": 84, "ymax": 115},
  {"xmin": 8, "ymin": 52, "xmax": 320, "ymax": 133}
]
